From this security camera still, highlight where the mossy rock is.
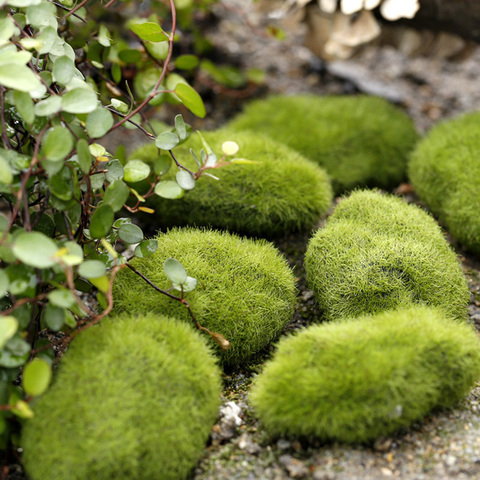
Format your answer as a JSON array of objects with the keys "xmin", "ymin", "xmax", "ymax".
[
  {"xmin": 22, "ymin": 314, "xmax": 222, "ymax": 480},
  {"xmin": 250, "ymin": 306, "xmax": 480, "ymax": 444},
  {"xmin": 112, "ymin": 228, "xmax": 297, "ymax": 367},
  {"xmin": 304, "ymin": 190, "xmax": 469, "ymax": 321},
  {"xmin": 409, "ymin": 112, "xmax": 480, "ymax": 255},
  {"xmin": 131, "ymin": 128, "xmax": 333, "ymax": 237},
  {"xmin": 227, "ymin": 94, "xmax": 419, "ymax": 194}
]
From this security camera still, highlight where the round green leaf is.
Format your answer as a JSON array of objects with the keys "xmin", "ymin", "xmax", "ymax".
[
  {"xmin": 123, "ymin": 160, "xmax": 150, "ymax": 183},
  {"xmin": 0, "ymin": 64, "xmax": 42, "ymax": 93},
  {"xmin": 173, "ymin": 275, "xmax": 197, "ymax": 292},
  {"xmin": 118, "ymin": 49, "xmax": 141, "ymax": 64},
  {"xmin": 52, "ymin": 56, "xmax": 75, "ymax": 85},
  {"xmin": 118, "ymin": 223, "xmax": 143, "ymax": 244},
  {"xmin": 154, "ymin": 180, "xmax": 184, "ymax": 199},
  {"xmin": 134, "ymin": 239, "xmax": 158, "ymax": 258},
  {"xmin": 41, "ymin": 304, "xmax": 65, "ymax": 332},
  {"xmin": 48, "ymin": 289, "xmax": 75, "ymax": 309},
  {"xmin": 175, "ymin": 54, "xmax": 199, "ymax": 70},
  {"xmin": 0, "ymin": 316, "xmax": 18, "ymax": 351},
  {"xmin": 105, "ymin": 159, "xmax": 124, "ymax": 182},
  {"xmin": 12, "ymin": 232, "xmax": 58, "ymax": 269},
  {"xmin": 62, "ymin": 88, "xmax": 98, "ymax": 114},
  {"xmin": 89, "ymin": 204, "xmax": 114, "ymax": 239},
  {"xmin": 163, "ymin": 258, "xmax": 187, "ymax": 285},
  {"xmin": 155, "ymin": 131, "xmax": 179, "ymax": 151},
  {"xmin": 129, "ymin": 22, "xmax": 169, "ymax": 43},
  {"xmin": 176, "ymin": 170, "xmax": 195, "ymax": 190},
  {"xmin": 77, "ymin": 139, "xmax": 92, "ymax": 174},
  {"xmin": 34, "ymin": 95, "xmax": 62, "ymax": 117},
  {"xmin": 13, "ymin": 90, "xmax": 34, "ymax": 124},
  {"xmin": 78, "ymin": 260, "xmax": 106, "ymax": 279},
  {"xmin": 41, "ymin": 127, "xmax": 74, "ymax": 162},
  {"xmin": 22, "ymin": 358, "xmax": 52, "ymax": 397},
  {"xmin": 174, "ymin": 82, "xmax": 206, "ymax": 118},
  {"xmin": 26, "ymin": 2, "xmax": 57, "ymax": 29},
  {"xmin": 103, "ymin": 180, "xmax": 129, "ymax": 212},
  {"xmin": 86, "ymin": 107, "xmax": 114, "ymax": 138},
  {"xmin": 0, "ymin": 156, "xmax": 13, "ymax": 185},
  {"xmin": 174, "ymin": 114, "xmax": 187, "ymax": 140}
]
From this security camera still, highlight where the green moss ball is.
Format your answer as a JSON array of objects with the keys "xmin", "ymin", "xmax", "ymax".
[
  {"xmin": 133, "ymin": 128, "xmax": 333, "ymax": 237},
  {"xmin": 250, "ymin": 306, "xmax": 480, "ymax": 444},
  {"xmin": 112, "ymin": 228, "xmax": 297, "ymax": 367},
  {"xmin": 227, "ymin": 94, "xmax": 419, "ymax": 194},
  {"xmin": 22, "ymin": 314, "xmax": 222, "ymax": 480},
  {"xmin": 304, "ymin": 190, "xmax": 469, "ymax": 321},
  {"xmin": 409, "ymin": 112, "xmax": 480, "ymax": 255}
]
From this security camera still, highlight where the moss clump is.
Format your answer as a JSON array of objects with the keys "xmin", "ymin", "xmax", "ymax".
[
  {"xmin": 22, "ymin": 314, "xmax": 221, "ymax": 480},
  {"xmin": 250, "ymin": 306, "xmax": 480, "ymax": 444},
  {"xmin": 304, "ymin": 190, "xmax": 469, "ymax": 321},
  {"xmin": 409, "ymin": 112, "xmax": 480, "ymax": 255},
  {"xmin": 112, "ymin": 228, "xmax": 297, "ymax": 367},
  {"xmin": 227, "ymin": 94, "xmax": 419, "ymax": 194},
  {"xmin": 133, "ymin": 128, "xmax": 333, "ymax": 237}
]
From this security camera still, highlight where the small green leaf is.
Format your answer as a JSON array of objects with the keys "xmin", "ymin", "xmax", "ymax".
[
  {"xmin": 86, "ymin": 107, "xmax": 114, "ymax": 138},
  {"xmin": 12, "ymin": 232, "xmax": 58, "ymax": 269},
  {"xmin": 173, "ymin": 275, "xmax": 197, "ymax": 292},
  {"xmin": 41, "ymin": 304, "xmax": 65, "ymax": 332},
  {"xmin": 111, "ymin": 63, "xmax": 121, "ymax": 83},
  {"xmin": 231, "ymin": 158, "xmax": 261, "ymax": 165},
  {"xmin": 164, "ymin": 258, "xmax": 187, "ymax": 285},
  {"xmin": 0, "ymin": 269, "xmax": 9, "ymax": 298},
  {"xmin": 78, "ymin": 260, "xmax": 106, "ymax": 279},
  {"xmin": 174, "ymin": 83, "xmax": 206, "ymax": 118},
  {"xmin": 155, "ymin": 131, "xmax": 179, "ymax": 151},
  {"xmin": 0, "ymin": 316, "xmax": 18, "ymax": 351},
  {"xmin": 89, "ymin": 204, "xmax": 114, "ymax": 239},
  {"xmin": 118, "ymin": 223, "xmax": 143, "ymax": 244},
  {"xmin": 123, "ymin": 160, "xmax": 150, "ymax": 183},
  {"xmin": 23, "ymin": 358, "xmax": 52, "ymax": 397},
  {"xmin": 103, "ymin": 180, "xmax": 129, "ymax": 212},
  {"xmin": 34, "ymin": 95, "xmax": 62, "ymax": 117},
  {"xmin": 98, "ymin": 24, "xmax": 111, "ymax": 47},
  {"xmin": 52, "ymin": 56, "xmax": 75, "ymax": 86},
  {"xmin": 77, "ymin": 139, "xmax": 92, "ymax": 174},
  {"xmin": 0, "ymin": 156, "xmax": 13, "ymax": 185},
  {"xmin": 154, "ymin": 180, "xmax": 184, "ymax": 199},
  {"xmin": 89, "ymin": 275, "xmax": 109, "ymax": 293},
  {"xmin": 111, "ymin": 98, "xmax": 128, "ymax": 113},
  {"xmin": 175, "ymin": 54, "xmax": 199, "ymax": 70},
  {"xmin": 11, "ymin": 400, "xmax": 33, "ymax": 419},
  {"xmin": 221, "ymin": 141, "xmax": 239, "ymax": 156},
  {"xmin": 62, "ymin": 88, "xmax": 98, "ymax": 114},
  {"xmin": 130, "ymin": 22, "xmax": 169, "ymax": 43},
  {"xmin": 105, "ymin": 159, "xmax": 124, "ymax": 182},
  {"xmin": 26, "ymin": 2, "xmax": 57, "ymax": 29},
  {"xmin": 134, "ymin": 239, "xmax": 158, "ymax": 258},
  {"xmin": 48, "ymin": 289, "xmax": 75, "ymax": 309},
  {"xmin": 174, "ymin": 114, "xmax": 187, "ymax": 140},
  {"xmin": 13, "ymin": 90, "xmax": 34, "ymax": 124},
  {"xmin": 0, "ymin": 63, "xmax": 42, "ymax": 92},
  {"xmin": 118, "ymin": 48, "xmax": 142, "ymax": 64},
  {"xmin": 176, "ymin": 170, "xmax": 195, "ymax": 190},
  {"xmin": 41, "ymin": 127, "xmax": 74, "ymax": 162}
]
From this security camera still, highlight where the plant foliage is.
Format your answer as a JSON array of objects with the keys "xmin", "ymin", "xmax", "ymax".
[
  {"xmin": 304, "ymin": 190, "xmax": 470, "ymax": 321},
  {"xmin": 228, "ymin": 94, "xmax": 419, "ymax": 194},
  {"xmin": 250, "ymin": 306, "xmax": 480, "ymax": 443}
]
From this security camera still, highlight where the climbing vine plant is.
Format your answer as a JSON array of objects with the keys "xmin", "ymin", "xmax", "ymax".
[{"xmin": 0, "ymin": 0, "xmax": 234, "ymax": 450}]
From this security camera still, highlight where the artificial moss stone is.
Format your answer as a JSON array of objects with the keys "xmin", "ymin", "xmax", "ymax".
[
  {"xmin": 409, "ymin": 112, "xmax": 480, "ymax": 255},
  {"xmin": 250, "ymin": 306, "xmax": 480, "ymax": 444},
  {"xmin": 112, "ymin": 228, "xmax": 297, "ymax": 367},
  {"xmin": 227, "ymin": 94, "xmax": 419, "ymax": 194},
  {"xmin": 132, "ymin": 128, "xmax": 333, "ymax": 237},
  {"xmin": 304, "ymin": 190, "xmax": 469, "ymax": 321},
  {"xmin": 22, "ymin": 314, "xmax": 222, "ymax": 480}
]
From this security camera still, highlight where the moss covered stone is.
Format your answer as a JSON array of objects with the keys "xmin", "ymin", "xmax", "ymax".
[
  {"xmin": 250, "ymin": 306, "xmax": 480, "ymax": 444},
  {"xmin": 133, "ymin": 128, "xmax": 333, "ymax": 237},
  {"xmin": 409, "ymin": 112, "xmax": 480, "ymax": 255},
  {"xmin": 304, "ymin": 190, "xmax": 469, "ymax": 321},
  {"xmin": 22, "ymin": 314, "xmax": 221, "ymax": 480},
  {"xmin": 227, "ymin": 94, "xmax": 419, "ymax": 194},
  {"xmin": 112, "ymin": 228, "xmax": 297, "ymax": 367}
]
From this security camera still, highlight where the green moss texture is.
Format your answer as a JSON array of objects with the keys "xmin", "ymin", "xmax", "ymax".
[
  {"xmin": 133, "ymin": 128, "xmax": 333, "ymax": 237},
  {"xmin": 304, "ymin": 190, "xmax": 469, "ymax": 321},
  {"xmin": 250, "ymin": 306, "xmax": 480, "ymax": 444},
  {"xmin": 227, "ymin": 94, "xmax": 419, "ymax": 194},
  {"xmin": 409, "ymin": 112, "xmax": 480, "ymax": 255},
  {"xmin": 22, "ymin": 314, "xmax": 222, "ymax": 480},
  {"xmin": 112, "ymin": 228, "xmax": 297, "ymax": 367}
]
